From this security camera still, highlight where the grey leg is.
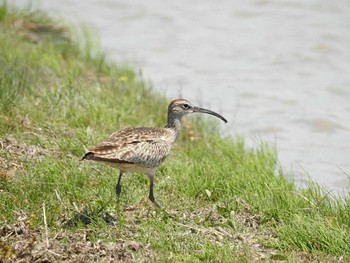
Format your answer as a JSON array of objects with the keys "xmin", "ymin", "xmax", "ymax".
[
  {"xmin": 148, "ymin": 177, "xmax": 161, "ymax": 208},
  {"xmin": 116, "ymin": 171, "xmax": 123, "ymax": 198}
]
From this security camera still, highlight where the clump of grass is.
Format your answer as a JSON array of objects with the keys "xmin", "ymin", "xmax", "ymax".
[
  {"xmin": 0, "ymin": 3, "xmax": 349, "ymax": 262},
  {"xmin": 275, "ymin": 214, "xmax": 350, "ymax": 255},
  {"xmin": 0, "ymin": 0, "xmax": 7, "ymax": 21},
  {"xmin": 0, "ymin": 61, "xmax": 28, "ymax": 111}
]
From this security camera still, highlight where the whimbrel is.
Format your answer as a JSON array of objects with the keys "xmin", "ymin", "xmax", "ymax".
[{"xmin": 81, "ymin": 99, "xmax": 227, "ymax": 208}]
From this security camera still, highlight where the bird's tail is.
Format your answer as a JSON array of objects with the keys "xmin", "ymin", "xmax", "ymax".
[{"xmin": 80, "ymin": 152, "xmax": 94, "ymax": 161}]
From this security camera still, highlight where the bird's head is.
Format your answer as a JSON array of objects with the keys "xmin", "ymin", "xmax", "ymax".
[{"xmin": 168, "ymin": 99, "xmax": 227, "ymax": 123}]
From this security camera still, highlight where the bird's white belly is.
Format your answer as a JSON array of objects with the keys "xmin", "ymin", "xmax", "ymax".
[{"xmin": 105, "ymin": 162, "xmax": 158, "ymax": 178}]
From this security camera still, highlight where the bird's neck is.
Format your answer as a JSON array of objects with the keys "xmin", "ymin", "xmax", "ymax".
[{"xmin": 165, "ymin": 116, "xmax": 182, "ymax": 141}]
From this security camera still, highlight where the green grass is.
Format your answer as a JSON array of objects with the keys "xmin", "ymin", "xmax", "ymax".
[{"xmin": 0, "ymin": 3, "xmax": 349, "ymax": 262}]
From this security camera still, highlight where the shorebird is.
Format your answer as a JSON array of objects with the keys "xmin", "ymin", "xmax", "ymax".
[{"xmin": 81, "ymin": 99, "xmax": 227, "ymax": 208}]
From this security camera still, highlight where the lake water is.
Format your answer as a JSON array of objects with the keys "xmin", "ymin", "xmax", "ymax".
[{"xmin": 15, "ymin": 0, "xmax": 350, "ymax": 193}]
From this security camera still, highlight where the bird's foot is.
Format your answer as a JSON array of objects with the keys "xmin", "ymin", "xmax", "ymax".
[{"xmin": 148, "ymin": 197, "xmax": 174, "ymax": 219}]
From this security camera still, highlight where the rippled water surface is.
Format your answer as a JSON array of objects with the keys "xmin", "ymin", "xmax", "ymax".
[{"xmin": 16, "ymin": 0, "xmax": 350, "ymax": 192}]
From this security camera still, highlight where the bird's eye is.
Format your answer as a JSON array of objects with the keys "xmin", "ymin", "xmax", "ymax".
[{"xmin": 182, "ymin": 104, "xmax": 190, "ymax": 110}]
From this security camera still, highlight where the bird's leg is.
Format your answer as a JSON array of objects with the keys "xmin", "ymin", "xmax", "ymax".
[
  {"xmin": 148, "ymin": 177, "xmax": 161, "ymax": 208},
  {"xmin": 116, "ymin": 171, "xmax": 123, "ymax": 199},
  {"xmin": 148, "ymin": 175, "xmax": 175, "ymax": 219}
]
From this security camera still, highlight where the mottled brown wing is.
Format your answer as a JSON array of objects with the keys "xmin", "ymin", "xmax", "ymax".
[{"xmin": 84, "ymin": 127, "xmax": 174, "ymax": 166}]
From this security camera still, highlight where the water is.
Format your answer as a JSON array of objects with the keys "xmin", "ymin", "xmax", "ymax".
[{"xmin": 15, "ymin": 0, "xmax": 350, "ymax": 193}]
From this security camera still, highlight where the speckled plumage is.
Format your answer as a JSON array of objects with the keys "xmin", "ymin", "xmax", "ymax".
[
  {"xmin": 81, "ymin": 98, "xmax": 227, "ymax": 209},
  {"xmin": 83, "ymin": 127, "xmax": 175, "ymax": 173}
]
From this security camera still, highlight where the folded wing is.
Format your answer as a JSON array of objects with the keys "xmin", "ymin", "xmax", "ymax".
[{"xmin": 81, "ymin": 127, "xmax": 174, "ymax": 166}]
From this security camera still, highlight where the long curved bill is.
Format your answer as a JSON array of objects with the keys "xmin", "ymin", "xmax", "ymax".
[{"xmin": 193, "ymin": 107, "xmax": 228, "ymax": 123}]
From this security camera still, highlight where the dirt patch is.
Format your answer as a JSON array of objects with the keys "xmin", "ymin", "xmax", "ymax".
[
  {"xmin": 0, "ymin": 213, "xmax": 154, "ymax": 262},
  {"xmin": 1, "ymin": 136, "xmax": 50, "ymax": 162},
  {"xmin": 0, "ymin": 165, "xmax": 15, "ymax": 181},
  {"xmin": 0, "ymin": 136, "xmax": 64, "ymax": 179},
  {"xmin": 176, "ymin": 206, "xmax": 282, "ymax": 261},
  {"xmin": 14, "ymin": 19, "xmax": 71, "ymax": 44}
]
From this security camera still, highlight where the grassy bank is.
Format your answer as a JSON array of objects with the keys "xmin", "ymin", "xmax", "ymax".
[{"xmin": 0, "ymin": 4, "xmax": 349, "ymax": 262}]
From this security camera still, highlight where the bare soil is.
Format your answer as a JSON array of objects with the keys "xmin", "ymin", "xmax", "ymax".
[{"xmin": 0, "ymin": 213, "xmax": 154, "ymax": 262}]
